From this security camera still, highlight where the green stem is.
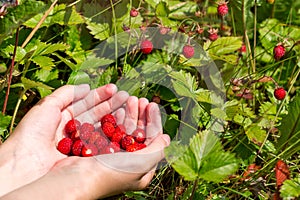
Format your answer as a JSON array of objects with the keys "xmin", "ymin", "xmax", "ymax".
[
  {"xmin": 110, "ymin": 0, "xmax": 118, "ymax": 70},
  {"xmin": 189, "ymin": 179, "xmax": 199, "ymax": 200},
  {"xmin": 9, "ymin": 89, "xmax": 26, "ymax": 133}
]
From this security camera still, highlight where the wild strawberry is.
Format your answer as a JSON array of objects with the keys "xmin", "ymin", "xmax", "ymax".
[
  {"xmin": 273, "ymin": 44, "xmax": 285, "ymax": 61},
  {"xmin": 101, "ymin": 122, "xmax": 116, "ymax": 138},
  {"xmin": 80, "ymin": 122, "xmax": 94, "ymax": 141},
  {"xmin": 159, "ymin": 26, "xmax": 171, "ymax": 35},
  {"xmin": 132, "ymin": 128, "xmax": 146, "ymax": 143},
  {"xmin": 81, "ymin": 144, "xmax": 98, "ymax": 157},
  {"xmin": 217, "ymin": 1, "xmax": 228, "ymax": 16},
  {"xmin": 126, "ymin": 143, "xmax": 146, "ymax": 152},
  {"xmin": 239, "ymin": 44, "xmax": 246, "ymax": 54},
  {"xmin": 130, "ymin": 8, "xmax": 139, "ymax": 17},
  {"xmin": 88, "ymin": 131, "xmax": 101, "ymax": 144},
  {"xmin": 116, "ymin": 124, "xmax": 126, "ymax": 133},
  {"xmin": 94, "ymin": 136, "xmax": 109, "ymax": 150},
  {"xmin": 100, "ymin": 114, "xmax": 116, "ymax": 126},
  {"xmin": 275, "ymin": 160, "xmax": 290, "ymax": 188},
  {"xmin": 102, "ymin": 142, "xmax": 121, "ymax": 154},
  {"xmin": 121, "ymin": 135, "xmax": 135, "ymax": 149},
  {"xmin": 111, "ymin": 126, "xmax": 126, "ymax": 144},
  {"xmin": 182, "ymin": 45, "xmax": 195, "ymax": 59},
  {"xmin": 72, "ymin": 139, "xmax": 84, "ymax": 156},
  {"xmin": 64, "ymin": 119, "xmax": 81, "ymax": 136},
  {"xmin": 152, "ymin": 95, "xmax": 161, "ymax": 104},
  {"xmin": 208, "ymin": 28, "xmax": 219, "ymax": 41},
  {"xmin": 57, "ymin": 138, "xmax": 73, "ymax": 155},
  {"xmin": 140, "ymin": 39, "xmax": 153, "ymax": 54},
  {"xmin": 274, "ymin": 87, "xmax": 286, "ymax": 100}
]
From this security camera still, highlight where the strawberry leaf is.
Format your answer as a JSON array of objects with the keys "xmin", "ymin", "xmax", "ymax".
[
  {"xmin": 166, "ymin": 131, "xmax": 239, "ymax": 182},
  {"xmin": 280, "ymin": 175, "xmax": 300, "ymax": 199}
]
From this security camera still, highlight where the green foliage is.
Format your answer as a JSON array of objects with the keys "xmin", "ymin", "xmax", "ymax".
[
  {"xmin": 165, "ymin": 131, "xmax": 239, "ymax": 182},
  {"xmin": 280, "ymin": 175, "xmax": 300, "ymax": 199}
]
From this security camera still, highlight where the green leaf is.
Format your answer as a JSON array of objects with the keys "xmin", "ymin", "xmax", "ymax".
[
  {"xmin": 280, "ymin": 175, "xmax": 300, "ymax": 199},
  {"xmin": 24, "ymin": 4, "xmax": 84, "ymax": 28},
  {"xmin": 245, "ymin": 124, "xmax": 267, "ymax": 145},
  {"xmin": 0, "ymin": 113, "xmax": 12, "ymax": 128},
  {"xmin": 168, "ymin": 1, "xmax": 197, "ymax": 20},
  {"xmin": 277, "ymin": 94, "xmax": 300, "ymax": 157},
  {"xmin": 79, "ymin": 56, "xmax": 114, "ymax": 70},
  {"xmin": 166, "ymin": 131, "xmax": 239, "ymax": 182},
  {"xmin": 67, "ymin": 71, "xmax": 91, "ymax": 85},
  {"xmin": 0, "ymin": 0, "xmax": 46, "ymax": 44},
  {"xmin": 86, "ymin": 19, "xmax": 110, "ymax": 41},
  {"xmin": 208, "ymin": 37, "xmax": 242, "ymax": 55},
  {"xmin": 31, "ymin": 55, "xmax": 54, "ymax": 69},
  {"xmin": 230, "ymin": 0, "xmax": 254, "ymax": 35},
  {"xmin": 155, "ymin": 2, "xmax": 169, "ymax": 17},
  {"xmin": 34, "ymin": 69, "xmax": 59, "ymax": 82}
]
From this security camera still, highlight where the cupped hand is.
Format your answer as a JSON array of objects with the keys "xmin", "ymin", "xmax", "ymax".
[{"xmin": 0, "ymin": 84, "xmax": 129, "ymax": 196}]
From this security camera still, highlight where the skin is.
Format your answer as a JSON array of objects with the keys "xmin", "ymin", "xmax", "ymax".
[{"xmin": 0, "ymin": 84, "xmax": 170, "ymax": 199}]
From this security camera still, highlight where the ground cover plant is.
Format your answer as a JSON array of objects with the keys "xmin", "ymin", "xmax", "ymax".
[{"xmin": 0, "ymin": 0, "xmax": 299, "ymax": 199}]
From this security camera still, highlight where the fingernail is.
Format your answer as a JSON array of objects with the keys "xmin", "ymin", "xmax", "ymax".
[
  {"xmin": 77, "ymin": 84, "xmax": 90, "ymax": 91},
  {"xmin": 162, "ymin": 134, "xmax": 170, "ymax": 146}
]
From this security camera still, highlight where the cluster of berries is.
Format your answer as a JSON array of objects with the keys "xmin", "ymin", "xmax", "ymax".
[{"xmin": 57, "ymin": 114, "xmax": 146, "ymax": 157}]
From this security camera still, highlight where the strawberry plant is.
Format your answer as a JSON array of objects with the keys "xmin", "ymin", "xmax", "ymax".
[{"xmin": 0, "ymin": 0, "xmax": 299, "ymax": 199}]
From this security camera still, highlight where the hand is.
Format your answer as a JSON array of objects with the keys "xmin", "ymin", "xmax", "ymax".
[
  {"xmin": 0, "ymin": 96, "xmax": 170, "ymax": 200},
  {"xmin": 0, "ymin": 84, "xmax": 129, "ymax": 196}
]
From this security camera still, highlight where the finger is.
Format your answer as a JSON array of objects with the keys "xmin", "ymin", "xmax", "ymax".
[
  {"xmin": 137, "ymin": 98, "xmax": 149, "ymax": 130},
  {"xmin": 41, "ymin": 84, "xmax": 91, "ymax": 111},
  {"xmin": 76, "ymin": 91, "xmax": 129, "ymax": 124},
  {"xmin": 123, "ymin": 96, "xmax": 139, "ymax": 134},
  {"xmin": 145, "ymin": 103, "xmax": 163, "ymax": 142},
  {"xmin": 113, "ymin": 108, "xmax": 125, "ymax": 125},
  {"xmin": 95, "ymin": 134, "xmax": 170, "ymax": 174},
  {"xmin": 70, "ymin": 84, "xmax": 118, "ymax": 117}
]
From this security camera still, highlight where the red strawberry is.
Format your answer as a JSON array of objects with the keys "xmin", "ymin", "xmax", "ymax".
[
  {"xmin": 217, "ymin": 1, "xmax": 228, "ymax": 16},
  {"xmin": 273, "ymin": 44, "xmax": 285, "ymax": 61},
  {"xmin": 81, "ymin": 144, "xmax": 98, "ymax": 157},
  {"xmin": 72, "ymin": 140, "xmax": 84, "ymax": 156},
  {"xmin": 130, "ymin": 8, "xmax": 139, "ymax": 17},
  {"xmin": 102, "ymin": 142, "xmax": 121, "ymax": 154},
  {"xmin": 100, "ymin": 114, "xmax": 116, "ymax": 126},
  {"xmin": 274, "ymin": 87, "xmax": 286, "ymax": 100},
  {"xmin": 239, "ymin": 44, "xmax": 246, "ymax": 54},
  {"xmin": 208, "ymin": 28, "xmax": 219, "ymax": 41},
  {"xmin": 88, "ymin": 131, "xmax": 102, "ymax": 144},
  {"xmin": 65, "ymin": 119, "xmax": 81, "ymax": 136},
  {"xmin": 101, "ymin": 122, "xmax": 116, "ymax": 138},
  {"xmin": 182, "ymin": 45, "xmax": 195, "ymax": 59},
  {"xmin": 126, "ymin": 143, "xmax": 146, "ymax": 152},
  {"xmin": 111, "ymin": 127, "xmax": 126, "ymax": 144},
  {"xmin": 140, "ymin": 39, "xmax": 153, "ymax": 54},
  {"xmin": 116, "ymin": 124, "xmax": 126, "ymax": 133},
  {"xmin": 94, "ymin": 136, "xmax": 109, "ymax": 150},
  {"xmin": 132, "ymin": 128, "xmax": 146, "ymax": 143},
  {"xmin": 121, "ymin": 135, "xmax": 135, "ymax": 149},
  {"xmin": 57, "ymin": 138, "xmax": 73, "ymax": 155},
  {"xmin": 80, "ymin": 122, "xmax": 94, "ymax": 141}
]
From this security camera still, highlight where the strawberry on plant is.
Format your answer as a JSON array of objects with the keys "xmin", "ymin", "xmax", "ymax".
[
  {"xmin": 217, "ymin": 1, "xmax": 228, "ymax": 16},
  {"xmin": 140, "ymin": 39, "xmax": 153, "ymax": 54},
  {"xmin": 275, "ymin": 160, "xmax": 290, "ymax": 188},
  {"xmin": 273, "ymin": 44, "xmax": 285, "ymax": 61},
  {"xmin": 182, "ymin": 45, "xmax": 195, "ymax": 59},
  {"xmin": 72, "ymin": 139, "xmax": 84, "ymax": 156},
  {"xmin": 208, "ymin": 28, "xmax": 219, "ymax": 41},
  {"xmin": 132, "ymin": 128, "xmax": 146, "ymax": 143},
  {"xmin": 57, "ymin": 138, "xmax": 73, "ymax": 155},
  {"xmin": 274, "ymin": 87, "xmax": 286, "ymax": 100},
  {"xmin": 101, "ymin": 122, "xmax": 116, "ymax": 138},
  {"xmin": 239, "ymin": 44, "xmax": 246, "ymax": 54},
  {"xmin": 130, "ymin": 8, "xmax": 139, "ymax": 17},
  {"xmin": 65, "ymin": 119, "xmax": 81, "ymax": 136}
]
